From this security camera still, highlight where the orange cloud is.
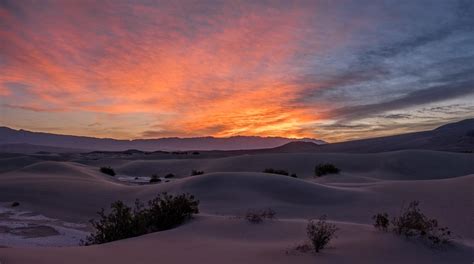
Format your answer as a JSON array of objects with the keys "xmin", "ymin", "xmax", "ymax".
[{"xmin": 0, "ymin": 1, "xmax": 364, "ymax": 139}]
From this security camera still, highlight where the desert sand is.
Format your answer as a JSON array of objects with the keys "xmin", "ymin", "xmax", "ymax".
[{"xmin": 0, "ymin": 146, "xmax": 473, "ymax": 263}]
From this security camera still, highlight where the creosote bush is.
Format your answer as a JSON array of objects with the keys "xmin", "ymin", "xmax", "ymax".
[
  {"xmin": 306, "ymin": 215, "xmax": 338, "ymax": 253},
  {"xmin": 372, "ymin": 212, "xmax": 390, "ymax": 231},
  {"xmin": 245, "ymin": 208, "xmax": 276, "ymax": 223},
  {"xmin": 149, "ymin": 174, "xmax": 161, "ymax": 183},
  {"xmin": 165, "ymin": 173, "xmax": 175, "ymax": 178},
  {"xmin": 82, "ymin": 193, "xmax": 199, "ymax": 245},
  {"xmin": 191, "ymin": 170, "xmax": 204, "ymax": 176},
  {"xmin": 314, "ymin": 163, "xmax": 340, "ymax": 177},
  {"xmin": 263, "ymin": 168, "xmax": 289, "ymax": 176},
  {"xmin": 372, "ymin": 201, "xmax": 452, "ymax": 246},
  {"xmin": 100, "ymin": 166, "xmax": 116, "ymax": 176},
  {"xmin": 263, "ymin": 168, "xmax": 298, "ymax": 178}
]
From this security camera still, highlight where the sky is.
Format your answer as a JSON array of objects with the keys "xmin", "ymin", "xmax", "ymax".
[{"xmin": 0, "ymin": 0, "xmax": 473, "ymax": 142}]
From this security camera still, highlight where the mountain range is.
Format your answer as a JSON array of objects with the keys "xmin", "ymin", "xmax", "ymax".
[{"xmin": 0, "ymin": 127, "xmax": 325, "ymax": 152}]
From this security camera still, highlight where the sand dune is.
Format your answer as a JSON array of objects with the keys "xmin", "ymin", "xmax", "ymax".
[
  {"xmin": 1, "ymin": 216, "xmax": 472, "ymax": 264},
  {"xmin": 0, "ymin": 147, "xmax": 472, "ymax": 263},
  {"xmin": 104, "ymin": 150, "xmax": 474, "ymax": 180}
]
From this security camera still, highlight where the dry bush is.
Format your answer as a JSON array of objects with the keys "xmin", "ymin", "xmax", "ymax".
[
  {"xmin": 306, "ymin": 215, "xmax": 338, "ymax": 253},
  {"xmin": 100, "ymin": 166, "xmax": 116, "ymax": 176},
  {"xmin": 372, "ymin": 212, "xmax": 390, "ymax": 231},
  {"xmin": 165, "ymin": 173, "xmax": 175, "ymax": 178},
  {"xmin": 191, "ymin": 170, "xmax": 204, "ymax": 176},
  {"xmin": 392, "ymin": 201, "xmax": 451, "ymax": 246},
  {"xmin": 314, "ymin": 163, "xmax": 340, "ymax": 177},
  {"xmin": 245, "ymin": 208, "xmax": 276, "ymax": 224},
  {"xmin": 149, "ymin": 174, "xmax": 161, "ymax": 183},
  {"xmin": 83, "ymin": 193, "xmax": 199, "ymax": 245},
  {"xmin": 263, "ymin": 168, "xmax": 289, "ymax": 176},
  {"xmin": 372, "ymin": 201, "xmax": 452, "ymax": 247}
]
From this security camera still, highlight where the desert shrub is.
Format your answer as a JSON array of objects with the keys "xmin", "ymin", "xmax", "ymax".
[
  {"xmin": 100, "ymin": 166, "xmax": 116, "ymax": 176},
  {"xmin": 314, "ymin": 163, "xmax": 340, "ymax": 177},
  {"xmin": 245, "ymin": 208, "xmax": 276, "ymax": 224},
  {"xmin": 145, "ymin": 193, "xmax": 200, "ymax": 231},
  {"xmin": 191, "ymin": 170, "xmax": 204, "ymax": 176},
  {"xmin": 149, "ymin": 174, "xmax": 161, "ymax": 183},
  {"xmin": 263, "ymin": 168, "xmax": 289, "ymax": 176},
  {"xmin": 290, "ymin": 173, "xmax": 297, "ymax": 178},
  {"xmin": 306, "ymin": 215, "xmax": 338, "ymax": 253},
  {"xmin": 83, "ymin": 193, "xmax": 199, "ymax": 245},
  {"xmin": 372, "ymin": 213, "xmax": 390, "ymax": 231},
  {"xmin": 11, "ymin": 201, "xmax": 20, "ymax": 207},
  {"xmin": 165, "ymin": 173, "xmax": 175, "ymax": 178},
  {"xmin": 391, "ymin": 201, "xmax": 451, "ymax": 246}
]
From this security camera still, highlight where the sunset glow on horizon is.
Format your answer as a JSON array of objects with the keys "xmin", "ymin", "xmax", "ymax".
[{"xmin": 1, "ymin": 0, "xmax": 473, "ymax": 142}]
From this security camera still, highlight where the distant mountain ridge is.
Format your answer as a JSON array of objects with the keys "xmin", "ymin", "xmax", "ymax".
[
  {"xmin": 0, "ymin": 127, "xmax": 325, "ymax": 151},
  {"xmin": 306, "ymin": 118, "xmax": 474, "ymax": 153}
]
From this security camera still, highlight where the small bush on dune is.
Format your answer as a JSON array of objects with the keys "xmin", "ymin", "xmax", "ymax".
[
  {"xmin": 263, "ymin": 168, "xmax": 289, "ymax": 176},
  {"xmin": 306, "ymin": 215, "xmax": 338, "ymax": 253},
  {"xmin": 100, "ymin": 166, "xmax": 116, "ymax": 176},
  {"xmin": 314, "ymin": 163, "xmax": 340, "ymax": 177},
  {"xmin": 145, "ymin": 193, "xmax": 200, "ymax": 231},
  {"xmin": 245, "ymin": 208, "xmax": 276, "ymax": 224},
  {"xmin": 165, "ymin": 173, "xmax": 175, "ymax": 178},
  {"xmin": 11, "ymin": 201, "xmax": 20, "ymax": 207},
  {"xmin": 263, "ymin": 168, "xmax": 298, "ymax": 177},
  {"xmin": 372, "ymin": 212, "xmax": 390, "ymax": 231},
  {"xmin": 191, "ymin": 170, "xmax": 204, "ymax": 176},
  {"xmin": 149, "ymin": 174, "xmax": 161, "ymax": 183},
  {"xmin": 83, "ymin": 193, "xmax": 199, "ymax": 245},
  {"xmin": 372, "ymin": 201, "xmax": 452, "ymax": 246},
  {"xmin": 392, "ymin": 201, "xmax": 451, "ymax": 246}
]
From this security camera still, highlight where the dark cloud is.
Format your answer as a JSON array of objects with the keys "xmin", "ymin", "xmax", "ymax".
[
  {"xmin": 379, "ymin": 114, "xmax": 413, "ymax": 120},
  {"xmin": 326, "ymin": 80, "xmax": 474, "ymax": 121}
]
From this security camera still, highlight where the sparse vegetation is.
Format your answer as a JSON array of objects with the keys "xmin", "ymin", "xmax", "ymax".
[
  {"xmin": 263, "ymin": 168, "xmax": 289, "ymax": 176},
  {"xmin": 11, "ymin": 201, "xmax": 20, "ymax": 207},
  {"xmin": 306, "ymin": 215, "xmax": 338, "ymax": 253},
  {"xmin": 245, "ymin": 208, "xmax": 276, "ymax": 224},
  {"xmin": 263, "ymin": 168, "xmax": 298, "ymax": 178},
  {"xmin": 149, "ymin": 174, "xmax": 161, "ymax": 183},
  {"xmin": 372, "ymin": 212, "xmax": 390, "ymax": 231},
  {"xmin": 373, "ymin": 201, "xmax": 452, "ymax": 246},
  {"xmin": 314, "ymin": 163, "xmax": 340, "ymax": 177},
  {"xmin": 191, "ymin": 170, "xmax": 204, "ymax": 176},
  {"xmin": 83, "ymin": 193, "xmax": 199, "ymax": 245},
  {"xmin": 100, "ymin": 166, "xmax": 116, "ymax": 176},
  {"xmin": 165, "ymin": 173, "xmax": 175, "ymax": 178}
]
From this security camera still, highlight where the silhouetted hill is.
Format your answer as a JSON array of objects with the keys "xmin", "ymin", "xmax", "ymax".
[
  {"xmin": 312, "ymin": 118, "xmax": 474, "ymax": 153},
  {"xmin": 268, "ymin": 141, "xmax": 321, "ymax": 152},
  {"xmin": 0, "ymin": 127, "xmax": 325, "ymax": 152}
]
